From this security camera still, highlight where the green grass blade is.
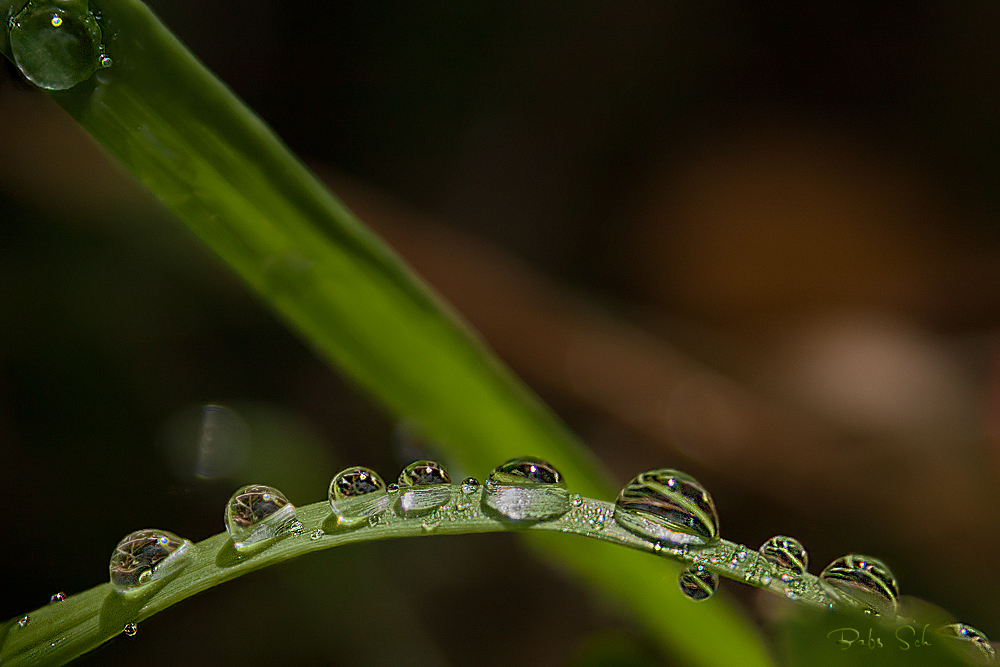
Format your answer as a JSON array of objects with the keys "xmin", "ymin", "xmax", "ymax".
[{"xmin": 0, "ymin": 1, "xmax": 772, "ymax": 665}]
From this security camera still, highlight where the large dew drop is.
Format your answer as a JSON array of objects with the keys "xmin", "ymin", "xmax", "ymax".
[
  {"xmin": 329, "ymin": 466, "xmax": 390, "ymax": 527},
  {"xmin": 614, "ymin": 469, "xmax": 719, "ymax": 547},
  {"xmin": 396, "ymin": 460, "xmax": 452, "ymax": 517},
  {"xmin": 679, "ymin": 565, "xmax": 719, "ymax": 601},
  {"xmin": 939, "ymin": 623, "xmax": 996, "ymax": 664},
  {"xmin": 225, "ymin": 484, "xmax": 297, "ymax": 550},
  {"xmin": 820, "ymin": 554, "xmax": 899, "ymax": 614},
  {"xmin": 109, "ymin": 529, "xmax": 193, "ymax": 594},
  {"xmin": 759, "ymin": 535, "xmax": 808, "ymax": 575},
  {"xmin": 482, "ymin": 457, "xmax": 569, "ymax": 522},
  {"xmin": 7, "ymin": 1, "xmax": 107, "ymax": 90}
]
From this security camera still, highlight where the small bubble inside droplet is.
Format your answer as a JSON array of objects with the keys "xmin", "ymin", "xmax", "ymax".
[
  {"xmin": 18, "ymin": 615, "xmax": 30, "ymax": 628},
  {"xmin": 123, "ymin": 622, "xmax": 138, "ymax": 637},
  {"xmin": 50, "ymin": 592, "xmax": 66, "ymax": 603}
]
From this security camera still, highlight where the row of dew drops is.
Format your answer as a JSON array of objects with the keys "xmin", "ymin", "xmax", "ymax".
[{"xmin": 20, "ymin": 457, "xmax": 995, "ymax": 664}]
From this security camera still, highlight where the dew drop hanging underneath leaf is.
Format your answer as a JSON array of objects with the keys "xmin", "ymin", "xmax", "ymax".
[{"xmin": 7, "ymin": 0, "xmax": 111, "ymax": 90}]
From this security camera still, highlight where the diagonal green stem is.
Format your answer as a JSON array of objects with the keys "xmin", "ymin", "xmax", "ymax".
[{"xmin": 0, "ymin": 1, "xmax": 772, "ymax": 665}]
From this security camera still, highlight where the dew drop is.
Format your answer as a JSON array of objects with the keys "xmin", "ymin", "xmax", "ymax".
[
  {"xmin": 613, "ymin": 469, "xmax": 720, "ymax": 547},
  {"xmin": 570, "ymin": 493, "xmax": 583, "ymax": 507},
  {"xmin": 481, "ymin": 457, "xmax": 570, "ymax": 522},
  {"xmin": 939, "ymin": 623, "xmax": 996, "ymax": 664},
  {"xmin": 820, "ymin": 554, "xmax": 898, "ymax": 614},
  {"xmin": 309, "ymin": 529, "xmax": 324, "ymax": 541},
  {"xmin": 679, "ymin": 565, "xmax": 719, "ymax": 601},
  {"xmin": 759, "ymin": 535, "xmax": 808, "ymax": 575},
  {"xmin": 7, "ymin": 1, "xmax": 106, "ymax": 90},
  {"xmin": 328, "ymin": 466, "xmax": 390, "ymax": 527},
  {"xmin": 461, "ymin": 477, "xmax": 480, "ymax": 494},
  {"xmin": 109, "ymin": 529, "xmax": 193, "ymax": 594},
  {"xmin": 49, "ymin": 591, "xmax": 66, "ymax": 603},
  {"xmin": 396, "ymin": 460, "xmax": 452, "ymax": 517},
  {"xmin": 18, "ymin": 615, "xmax": 30, "ymax": 628},
  {"xmin": 224, "ymin": 484, "xmax": 297, "ymax": 550},
  {"xmin": 123, "ymin": 622, "xmax": 138, "ymax": 637}
]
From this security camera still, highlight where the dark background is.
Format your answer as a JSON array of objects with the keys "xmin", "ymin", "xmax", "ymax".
[{"xmin": 2, "ymin": 1, "xmax": 1000, "ymax": 664}]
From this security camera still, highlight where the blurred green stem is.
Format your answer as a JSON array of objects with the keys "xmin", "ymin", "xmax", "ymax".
[{"xmin": 0, "ymin": 0, "xmax": 771, "ymax": 665}]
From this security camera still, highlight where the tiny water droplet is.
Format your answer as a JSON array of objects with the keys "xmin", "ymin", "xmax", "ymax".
[
  {"xmin": 109, "ymin": 530, "xmax": 193, "ymax": 594},
  {"xmin": 225, "ymin": 484, "xmax": 297, "ymax": 550},
  {"xmin": 939, "ymin": 623, "xmax": 996, "ymax": 664},
  {"xmin": 18, "ymin": 615, "xmax": 30, "ymax": 628},
  {"xmin": 820, "ymin": 554, "xmax": 899, "ymax": 614},
  {"xmin": 49, "ymin": 592, "xmax": 66, "ymax": 603},
  {"xmin": 482, "ymin": 457, "xmax": 570, "ymax": 522},
  {"xmin": 328, "ymin": 466, "xmax": 390, "ymax": 527},
  {"xmin": 396, "ymin": 460, "xmax": 452, "ymax": 517},
  {"xmin": 679, "ymin": 565, "xmax": 719, "ymax": 601},
  {"xmin": 123, "ymin": 622, "xmax": 138, "ymax": 637},
  {"xmin": 421, "ymin": 520, "xmax": 440, "ymax": 533},
  {"xmin": 759, "ymin": 535, "xmax": 808, "ymax": 575},
  {"xmin": 613, "ymin": 469, "xmax": 720, "ymax": 547},
  {"xmin": 461, "ymin": 477, "xmax": 480, "ymax": 494},
  {"xmin": 100, "ymin": 55, "xmax": 112, "ymax": 68},
  {"xmin": 309, "ymin": 529, "xmax": 324, "ymax": 541},
  {"xmin": 8, "ymin": 1, "xmax": 106, "ymax": 90},
  {"xmin": 569, "ymin": 493, "xmax": 583, "ymax": 507}
]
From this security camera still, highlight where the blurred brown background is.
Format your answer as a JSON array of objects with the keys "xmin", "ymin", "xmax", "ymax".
[{"xmin": 2, "ymin": 1, "xmax": 999, "ymax": 664}]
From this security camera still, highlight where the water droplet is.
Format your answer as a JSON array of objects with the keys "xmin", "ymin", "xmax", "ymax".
[
  {"xmin": 224, "ymin": 484, "xmax": 297, "ymax": 550},
  {"xmin": 679, "ymin": 565, "xmax": 719, "ymax": 601},
  {"xmin": 123, "ymin": 622, "xmax": 138, "ymax": 637},
  {"xmin": 328, "ymin": 466, "xmax": 390, "ymax": 527},
  {"xmin": 759, "ymin": 535, "xmax": 808, "ymax": 575},
  {"xmin": 613, "ymin": 469, "xmax": 720, "ymax": 547},
  {"xmin": 396, "ymin": 460, "xmax": 452, "ymax": 517},
  {"xmin": 461, "ymin": 477, "xmax": 480, "ymax": 494},
  {"xmin": 421, "ymin": 520, "xmax": 440, "ymax": 533},
  {"xmin": 49, "ymin": 592, "xmax": 66, "ymax": 603},
  {"xmin": 940, "ymin": 623, "xmax": 996, "ymax": 664},
  {"xmin": 7, "ymin": 1, "xmax": 106, "ymax": 90},
  {"xmin": 482, "ymin": 457, "xmax": 570, "ymax": 522},
  {"xmin": 18, "ymin": 615, "xmax": 30, "ymax": 628},
  {"xmin": 570, "ymin": 493, "xmax": 583, "ymax": 507},
  {"xmin": 109, "ymin": 529, "xmax": 193, "ymax": 594},
  {"xmin": 309, "ymin": 529, "xmax": 324, "ymax": 541},
  {"xmin": 820, "ymin": 554, "xmax": 899, "ymax": 614}
]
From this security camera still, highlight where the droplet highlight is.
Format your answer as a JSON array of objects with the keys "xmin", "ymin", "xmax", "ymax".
[
  {"xmin": 49, "ymin": 592, "xmax": 66, "ymax": 603},
  {"xmin": 396, "ymin": 460, "xmax": 452, "ymax": 517},
  {"xmin": 109, "ymin": 529, "xmax": 193, "ymax": 594},
  {"xmin": 940, "ymin": 623, "xmax": 996, "ymax": 664},
  {"xmin": 820, "ymin": 554, "xmax": 898, "ymax": 614},
  {"xmin": 328, "ymin": 466, "xmax": 390, "ymax": 527},
  {"xmin": 7, "ymin": 1, "xmax": 107, "ymax": 90},
  {"xmin": 614, "ymin": 469, "xmax": 720, "ymax": 547},
  {"xmin": 759, "ymin": 535, "xmax": 808, "ymax": 575},
  {"xmin": 679, "ymin": 565, "xmax": 719, "ymax": 601},
  {"xmin": 482, "ymin": 457, "xmax": 570, "ymax": 522},
  {"xmin": 225, "ymin": 484, "xmax": 297, "ymax": 550}
]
